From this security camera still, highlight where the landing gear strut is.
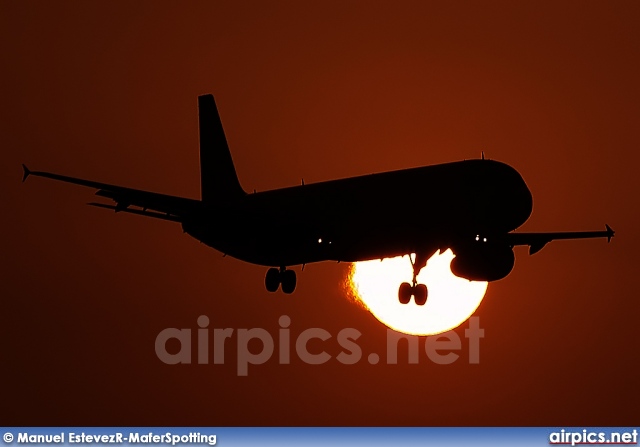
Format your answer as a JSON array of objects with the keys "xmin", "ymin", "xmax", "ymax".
[
  {"xmin": 265, "ymin": 267, "xmax": 297, "ymax": 294},
  {"xmin": 398, "ymin": 253, "xmax": 429, "ymax": 305}
]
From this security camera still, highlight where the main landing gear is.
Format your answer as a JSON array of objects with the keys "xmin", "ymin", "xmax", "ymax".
[
  {"xmin": 398, "ymin": 253, "xmax": 429, "ymax": 306},
  {"xmin": 265, "ymin": 267, "xmax": 297, "ymax": 294}
]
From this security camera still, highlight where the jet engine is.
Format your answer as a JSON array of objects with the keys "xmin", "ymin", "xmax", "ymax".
[{"xmin": 450, "ymin": 244, "xmax": 515, "ymax": 282}]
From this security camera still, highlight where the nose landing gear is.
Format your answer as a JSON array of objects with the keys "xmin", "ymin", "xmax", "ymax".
[
  {"xmin": 398, "ymin": 253, "xmax": 429, "ymax": 305},
  {"xmin": 265, "ymin": 267, "xmax": 297, "ymax": 294},
  {"xmin": 398, "ymin": 281, "xmax": 428, "ymax": 305}
]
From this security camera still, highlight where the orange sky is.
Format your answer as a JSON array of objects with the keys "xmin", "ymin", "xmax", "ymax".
[{"xmin": 1, "ymin": 1, "xmax": 639, "ymax": 425}]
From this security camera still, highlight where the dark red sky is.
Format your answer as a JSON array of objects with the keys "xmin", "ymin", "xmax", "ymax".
[{"xmin": 2, "ymin": 1, "xmax": 639, "ymax": 425}]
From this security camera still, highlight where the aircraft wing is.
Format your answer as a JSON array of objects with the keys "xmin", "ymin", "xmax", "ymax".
[
  {"xmin": 506, "ymin": 224, "xmax": 615, "ymax": 255},
  {"xmin": 22, "ymin": 164, "xmax": 200, "ymax": 222}
]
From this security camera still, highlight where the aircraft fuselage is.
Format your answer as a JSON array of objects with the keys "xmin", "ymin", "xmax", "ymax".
[{"xmin": 183, "ymin": 159, "xmax": 533, "ymax": 267}]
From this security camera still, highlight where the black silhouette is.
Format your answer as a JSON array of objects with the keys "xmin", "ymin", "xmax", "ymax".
[{"xmin": 22, "ymin": 94, "xmax": 615, "ymax": 302}]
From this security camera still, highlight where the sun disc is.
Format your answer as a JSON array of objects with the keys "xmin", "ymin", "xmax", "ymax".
[{"xmin": 348, "ymin": 249, "xmax": 488, "ymax": 335}]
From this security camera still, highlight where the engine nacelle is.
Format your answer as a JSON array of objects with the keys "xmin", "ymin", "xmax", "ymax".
[{"xmin": 450, "ymin": 245, "xmax": 515, "ymax": 282}]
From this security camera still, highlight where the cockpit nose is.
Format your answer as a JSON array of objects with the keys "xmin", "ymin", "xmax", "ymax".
[
  {"xmin": 520, "ymin": 181, "xmax": 533, "ymax": 222},
  {"xmin": 462, "ymin": 159, "xmax": 534, "ymax": 232},
  {"xmin": 511, "ymin": 167, "xmax": 533, "ymax": 227},
  {"xmin": 488, "ymin": 160, "xmax": 533, "ymax": 230}
]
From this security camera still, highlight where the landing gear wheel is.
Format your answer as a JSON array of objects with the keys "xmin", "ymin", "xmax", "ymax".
[
  {"xmin": 265, "ymin": 268, "xmax": 280, "ymax": 292},
  {"xmin": 414, "ymin": 284, "xmax": 428, "ymax": 306},
  {"xmin": 281, "ymin": 269, "xmax": 297, "ymax": 294},
  {"xmin": 398, "ymin": 282, "xmax": 412, "ymax": 304}
]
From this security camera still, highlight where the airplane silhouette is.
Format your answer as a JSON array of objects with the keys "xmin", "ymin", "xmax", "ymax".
[{"xmin": 22, "ymin": 94, "xmax": 615, "ymax": 304}]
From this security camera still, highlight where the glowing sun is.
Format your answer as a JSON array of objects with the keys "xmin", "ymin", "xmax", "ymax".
[{"xmin": 348, "ymin": 249, "xmax": 488, "ymax": 335}]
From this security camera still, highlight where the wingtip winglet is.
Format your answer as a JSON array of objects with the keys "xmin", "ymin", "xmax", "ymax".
[
  {"xmin": 21, "ymin": 164, "xmax": 31, "ymax": 182},
  {"xmin": 605, "ymin": 224, "xmax": 615, "ymax": 242}
]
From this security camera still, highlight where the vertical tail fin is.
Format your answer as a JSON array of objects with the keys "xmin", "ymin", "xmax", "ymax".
[{"xmin": 198, "ymin": 94, "xmax": 246, "ymax": 202}]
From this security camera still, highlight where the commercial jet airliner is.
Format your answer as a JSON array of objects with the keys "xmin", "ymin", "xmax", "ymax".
[{"xmin": 22, "ymin": 94, "xmax": 614, "ymax": 304}]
